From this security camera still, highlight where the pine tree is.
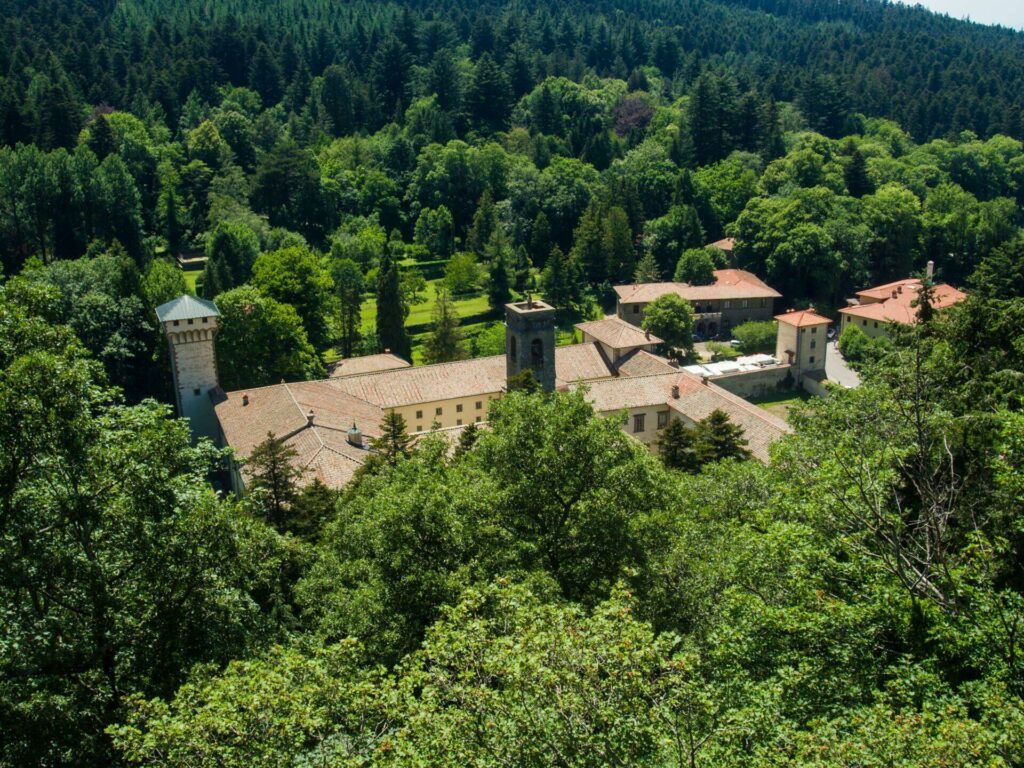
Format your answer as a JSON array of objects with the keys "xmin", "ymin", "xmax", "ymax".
[
  {"xmin": 572, "ymin": 199, "xmax": 608, "ymax": 285},
  {"xmin": 376, "ymin": 248, "xmax": 412, "ymax": 360},
  {"xmin": 657, "ymin": 419, "xmax": 701, "ymax": 472},
  {"xmin": 371, "ymin": 411, "xmax": 413, "ymax": 466},
  {"xmin": 695, "ymin": 409, "xmax": 751, "ymax": 463},
  {"xmin": 454, "ymin": 421, "xmax": 481, "ymax": 457},
  {"xmin": 845, "ymin": 148, "xmax": 874, "ymax": 197},
  {"xmin": 466, "ymin": 53, "xmax": 512, "ymax": 132},
  {"xmin": 423, "ymin": 286, "xmax": 467, "ymax": 364},
  {"xmin": 334, "ymin": 258, "xmax": 364, "ymax": 358},
  {"xmin": 634, "ymin": 250, "xmax": 661, "ymax": 282},
  {"xmin": 249, "ymin": 44, "xmax": 284, "ymax": 106},
  {"xmin": 88, "ymin": 114, "xmax": 116, "ymax": 160},
  {"xmin": 603, "ymin": 206, "xmax": 636, "ymax": 284},
  {"xmin": 160, "ymin": 187, "xmax": 183, "ymax": 255},
  {"xmin": 529, "ymin": 211, "xmax": 553, "ymax": 266},
  {"xmin": 507, "ymin": 369, "xmax": 541, "ymax": 393},
  {"xmin": 541, "ymin": 245, "xmax": 576, "ymax": 313},
  {"xmin": 247, "ymin": 432, "xmax": 302, "ymax": 532},
  {"xmin": 467, "ymin": 190, "xmax": 497, "ymax": 256},
  {"xmin": 289, "ymin": 479, "xmax": 339, "ymax": 540},
  {"xmin": 485, "ymin": 228, "xmax": 512, "ymax": 311}
]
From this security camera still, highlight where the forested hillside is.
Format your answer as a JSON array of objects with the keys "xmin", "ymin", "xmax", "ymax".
[{"xmin": 2, "ymin": 0, "xmax": 1024, "ymax": 765}]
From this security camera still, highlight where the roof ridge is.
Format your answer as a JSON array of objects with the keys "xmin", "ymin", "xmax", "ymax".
[{"xmin": 703, "ymin": 379, "xmax": 792, "ymax": 431}]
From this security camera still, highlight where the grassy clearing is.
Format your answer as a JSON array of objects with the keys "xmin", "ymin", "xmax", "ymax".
[
  {"xmin": 182, "ymin": 269, "xmax": 200, "ymax": 293},
  {"xmin": 749, "ymin": 390, "xmax": 813, "ymax": 422}
]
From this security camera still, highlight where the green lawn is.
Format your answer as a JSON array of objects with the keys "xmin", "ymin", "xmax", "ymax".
[
  {"xmin": 183, "ymin": 269, "xmax": 200, "ymax": 293},
  {"xmin": 749, "ymin": 390, "xmax": 813, "ymax": 422}
]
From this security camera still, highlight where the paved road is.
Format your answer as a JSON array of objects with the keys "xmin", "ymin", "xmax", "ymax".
[{"xmin": 825, "ymin": 340, "xmax": 860, "ymax": 388}]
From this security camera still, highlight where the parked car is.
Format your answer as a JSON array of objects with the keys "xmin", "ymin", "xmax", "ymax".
[{"xmin": 729, "ymin": 339, "xmax": 742, "ymax": 348}]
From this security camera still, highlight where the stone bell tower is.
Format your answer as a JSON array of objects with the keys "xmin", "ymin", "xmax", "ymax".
[
  {"xmin": 505, "ymin": 298, "xmax": 556, "ymax": 392},
  {"xmin": 156, "ymin": 294, "xmax": 221, "ymax": 443}
]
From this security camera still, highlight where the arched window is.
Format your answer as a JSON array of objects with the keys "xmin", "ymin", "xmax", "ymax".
[{"xmin": 530, "ymin": 338, "xmax": 544, "ymax": 370}]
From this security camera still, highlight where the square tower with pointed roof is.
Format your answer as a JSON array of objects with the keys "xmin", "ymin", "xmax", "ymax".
[{"xmin": 156, "ymin": 295, "xmax": 221, "ymax": 443}]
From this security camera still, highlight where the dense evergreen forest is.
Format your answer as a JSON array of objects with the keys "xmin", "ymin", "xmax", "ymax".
[{"xmin": 2, "ymin": 0, "xmax": 1024, "ymax": 764}]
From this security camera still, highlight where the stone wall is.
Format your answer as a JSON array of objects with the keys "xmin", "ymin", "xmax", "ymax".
[{"xmin": 705, "ymin": 365, "xmax": 794, "ymax": 398}]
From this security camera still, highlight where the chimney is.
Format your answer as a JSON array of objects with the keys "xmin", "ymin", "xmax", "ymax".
[
  {"xmin": 926, "ymin": 260, "xmax": 935, "ymax": 279},
  {"xmin": 891, "ymin": 289, "xmax": 898, "ymax": 299},
  {"xmin": 897, "ymin": 285, "xmax": 903, "ymax": 294},
  {"xmin": 307, "ymin": 409, "xmax": 314, "ymax": 425},
  {"xmin": 671, "ymin": 384, "xmax": 680, "ymax": 398},
  {"xmin": 242, "ymin": 393, "xmax": 249, "ymax": 406},
  {"xmin": 645, "ymin": 329, "xmax": 650, "ymax": 340}
]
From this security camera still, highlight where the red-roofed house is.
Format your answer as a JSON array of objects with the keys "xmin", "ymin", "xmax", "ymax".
[
  {"xmin": 838, "ymin": 278, "xmax": 966, "ymax": 338},
  {"xmin": 614, "ymin": 269, "xmax": 782, "ymax": 339},
  {"xmin": 775, "ymin": 309, "xmax": 830, "ymax": 381}
]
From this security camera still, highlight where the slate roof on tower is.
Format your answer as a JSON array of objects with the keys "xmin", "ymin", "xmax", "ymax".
[{"xmin": 155, "ymin": 294, "xmax": 220, "ymax": 322}]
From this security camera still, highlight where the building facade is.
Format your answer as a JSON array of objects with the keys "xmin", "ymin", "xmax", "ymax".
[{"xmin": 614, "ymin": 269, "xmax": 782, "ymax": 338}]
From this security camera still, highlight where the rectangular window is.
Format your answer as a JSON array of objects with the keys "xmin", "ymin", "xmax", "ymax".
[
  {"xmin": 633, "ymin": 414, "xmax": 645, "ymax": 433},
  {"xmin": 742, "ymin": 299, "xmax": 748, "ymax": 308},
  {"xmin": 811, "ymin": 327, "xmax": 817, "ymax": 334},
  {"xmin": 873, "ymin": 322, "xmax": 878, "ymax": 328},
  {"xmin": 760, "ymin": 299, "xmax": 766, "ymax": 308},
  {"xmin": 416, "ymin": 424, "xmax": 422, "ymax": 432},
  {"xmin": 632, "ymin": 304, "xmax": 640, "ymax": 314},
  {"xmin": 456, "ymin": 404, "xmax": 463, "ymax": 413},
  {"xmin": 723, "ymin": 301, "xmax": 731, "ymax": 309},
  {"xmin": 202, "ymin": 317, "xmax": 208, "ymax": 323},
  {"xmin": 863, "ymin": 320, "xmax": 867, "ymax": 327},
  {"xmin": 810, "ymin": 340, "xmax": 817, "ymax": 349},
  {"xmin": 657, "ymin": 411, "xmax": 669, "ymax": 429},
  {"xmin": 416, "ymin": 410, "xmax": 423, "ymax": 419},
  {"xmin": 173, "ymin": 320, "xmax": 180, "ymax": 326},
  {"xmin": 475, "ymin": 416, "xmax": 482, "ymax": 423},
  {"xmin": 809, "ymin": 356, "xmax": 816, "ymax": 364},
  {"xmin": 457, "ymin": 419, "xmax": 462, "ymax": 426},
  {"xmin": 435, "ymin": 407, "xmax": 442, "ymax": 416},
  {"xmin": 192, "ymin": 388, "xmax": 200, "ymax": 396},
  {"xmin": 476, "ymin": 401, "xmax": 483, "ymax": 409}
]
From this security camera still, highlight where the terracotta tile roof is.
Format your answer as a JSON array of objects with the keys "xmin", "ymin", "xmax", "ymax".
[
  {"xmin": 614, "ymin": 269, "xmax": 781, "ymax": 304},
  {"xmin": 613, "ymin": 349, "xmax": 678, "ymax": 377},
  {"xmin": 775, "ymin": 309, "xmax": 831, "ymax": 327},
  {"xmin": 709, "ymin": 237, "xmax": 735, "ymax": 252},
  {"xmin": 554, "ymin": 343, "xmax": 616, "ymax": 384},
  {"xmin": 327, "ymin": 353, "xmax": 411, "ymax": 378},
  {"xmin": 331, "ymin": 355, "xmax": 507, "ymax": 406},
  {"xmin": 576, "ymin": 371, "xmax": 790, "ymax": 463},
  {"xmin": 576, "ymin": 316, "xmax": 662, "ymax": 349},
  {"xmin": 212, "ymin": 381, "xmax": 384, "ymax": 463},
  {"xmin": 839, "ymin": 281, "xmax": 966, "ymax": 325},
  {"xmin": 667, "ymin": 380, "xmax": 791, "ymax": 463}
]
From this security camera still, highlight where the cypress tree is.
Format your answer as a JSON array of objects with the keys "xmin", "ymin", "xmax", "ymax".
[
  {"xmin": 423, "ymin": 286, "xmax": 467, "ymax": 364},
  {"xmin": 467, "ymin": 190, "xmax": 497, "ymax": 256},
  {"xmin": 485, "ymin": 228, "xmax": 512, "ymax": 311},
  {"xmin": 376, "ymin": 247, "xmax": 412, "ymax": 361}
]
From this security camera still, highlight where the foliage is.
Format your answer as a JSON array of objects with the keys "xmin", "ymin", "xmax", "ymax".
[
  {"xmin": 731, "ymin": 320, "xmax": 777, "ymax": 354},
  {"xmin": 642, "ymin": 293, "xmax": 695, "ymax": 358},
  {"xmin": 215, "ymin": 285, "xmax": 323, "ymax": 390},
  {"xmin": 422, "ymin": 286, "xmax": 467, "ymax": 364}
]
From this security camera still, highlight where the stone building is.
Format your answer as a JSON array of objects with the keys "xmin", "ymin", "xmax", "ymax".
[
  {"xmin": 838, "ymin": 271, "xmax": 966, "ymax": 338},
  {"xmin": 160, "ymin": 296, "xmax": 793, "ymax": 492},
  {"xmin": 156, "ymin": 294, "xmax": 221, "ymax": 443},
  {"xmin": 614, "ymin": 269, "xmax": 782, "ymax": 338}
]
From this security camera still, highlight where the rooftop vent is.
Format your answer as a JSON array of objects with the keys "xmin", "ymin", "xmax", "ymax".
[
  {"xmin": 306, "ymin": 409, "xmax": 314, "ymax": 425},
  {"xmin": 671, "ymin": 384, "xmax": 680, "ymax": 399},
  {"xmin": 347, "ymin": 422, "xmax": 363, "ymax": 447}
]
